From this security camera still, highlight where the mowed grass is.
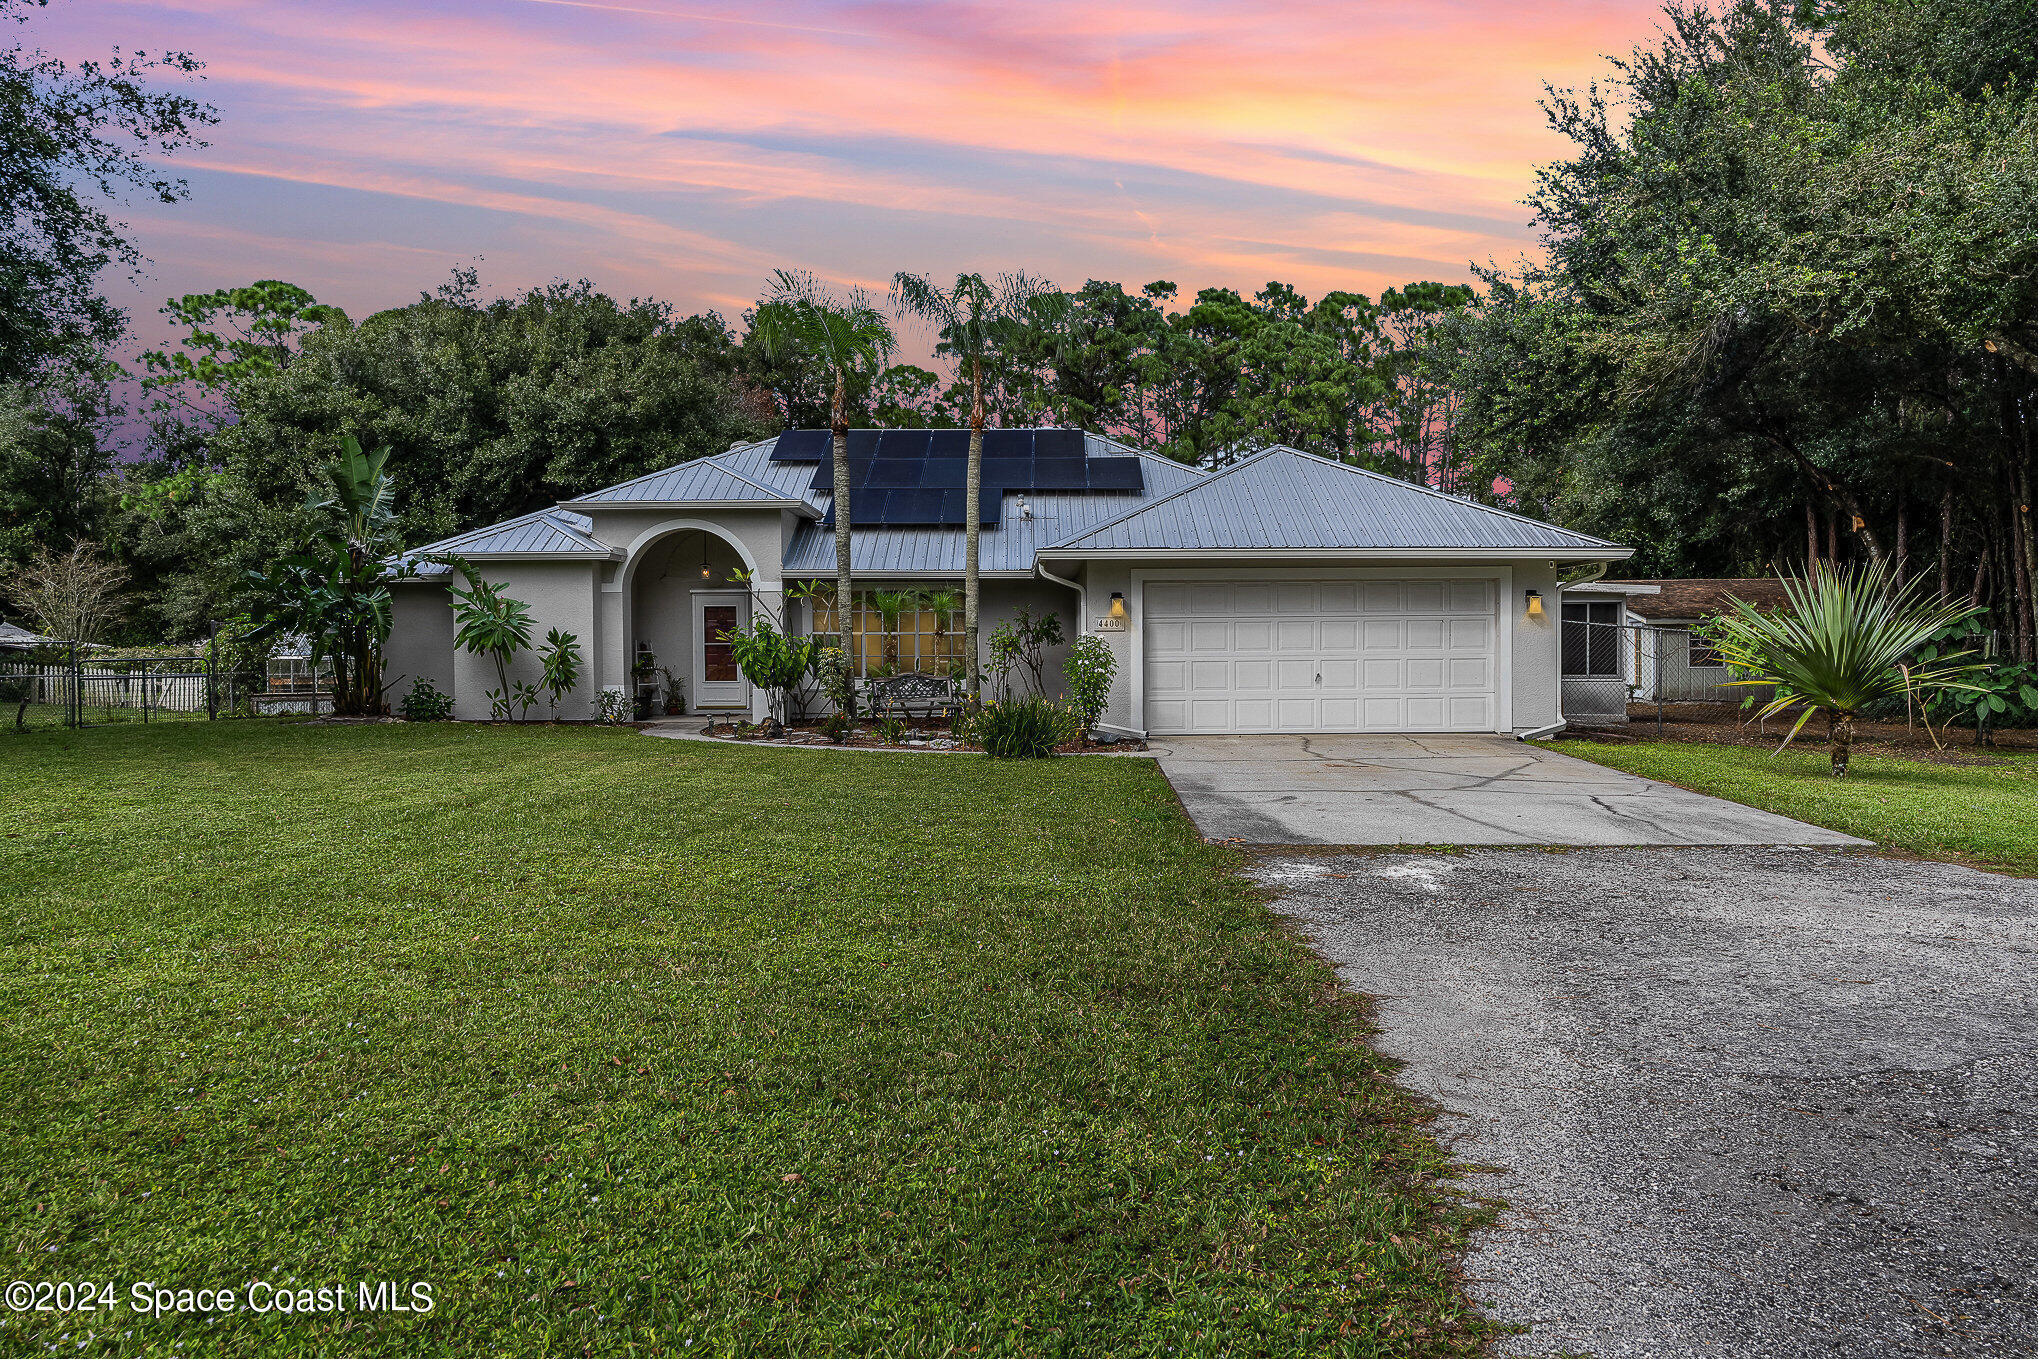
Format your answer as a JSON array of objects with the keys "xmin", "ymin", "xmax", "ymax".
[
  {"xmin": 1561, "ymin": 739, "xmax": 2038, "ymax": 875},
  {"xmin": 0, "ymin": 722, "xmax": 1486, "ymax": 1357}
]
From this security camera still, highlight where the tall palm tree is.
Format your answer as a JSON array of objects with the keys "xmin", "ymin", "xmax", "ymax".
[
  {"xmin": 1707, "ymin": 560, "xmax": 1987, "ymax": 775},
  {"xmin": 751, "ymin": 271, "xmax": 895, "ymax": 706},
  {"xmin": 889, "ymin": 271, "xmax": 1069, "ymax": 701}
]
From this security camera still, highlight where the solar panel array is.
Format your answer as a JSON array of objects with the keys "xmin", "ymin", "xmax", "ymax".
[{"xmin": 769, "ymin": 429, "xmax": 1144, "ymax": 527}]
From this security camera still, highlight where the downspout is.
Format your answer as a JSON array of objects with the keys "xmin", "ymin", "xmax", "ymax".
[{"xmin": 1036, "ymin": 560, "xmax": 1084, "ymax": 615}]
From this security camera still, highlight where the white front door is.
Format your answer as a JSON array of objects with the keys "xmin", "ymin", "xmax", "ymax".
[
  {"xmin": 1142, "ymin": 578, "xmax": 1498, "ymax": 735},
  {"xmin": 692, "ymin": 591, "xmax": 752, "ymax": 709}
]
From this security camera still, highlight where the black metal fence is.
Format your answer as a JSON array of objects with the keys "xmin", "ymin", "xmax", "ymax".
[{"xmin": 1, "ymin": 645, "xmax": 270, "ymax": 731}]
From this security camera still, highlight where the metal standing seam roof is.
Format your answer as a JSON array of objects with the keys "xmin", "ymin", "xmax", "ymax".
[
  {"xmin": 395, "ymin": 508, "xmax": 615, "ymax": 576},
  {"xmin": 1038, "ymin": 446, "xmax": 1627, "ymax": 556},
  {"xmin": 562, "ymin": 448, "xmax": 812, "ymax": 508}
]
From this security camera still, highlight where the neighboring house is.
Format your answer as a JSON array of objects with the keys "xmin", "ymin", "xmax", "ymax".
[
  {"xmin": 1559, "ymin": 577, "xmax": 1788, "ymax": 723},
  {"xmin": 0, "ymin": 622, "xmax": 52, "ymax": 650},
  {"xmin": 384, "ymin": 429, "xmax": 1632, "ymax": 736}
]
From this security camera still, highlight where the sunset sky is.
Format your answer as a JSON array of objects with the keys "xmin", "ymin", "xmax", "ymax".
[{"xmin": 38, "ymin": 0, "xmax": 1674, "ymax": 342}]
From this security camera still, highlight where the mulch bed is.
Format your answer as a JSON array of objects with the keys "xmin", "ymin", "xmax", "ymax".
[{"xmin": 699, "ymin": 717, "xmax": 1145, "ymax": 754}]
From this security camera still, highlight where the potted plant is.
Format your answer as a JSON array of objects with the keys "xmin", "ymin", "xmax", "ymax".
[{"xmin": 660, "ymin": 666, "xmax": 686, "ymax": 716}]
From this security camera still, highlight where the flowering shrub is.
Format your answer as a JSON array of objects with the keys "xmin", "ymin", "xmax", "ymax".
[
  {"xmin": 592, "ymin": 686, "xmax": 633, "ymax": 725},
  {"xmin": 1063, "ymin": 634, "xmax": 1117, "ymax": 736}
]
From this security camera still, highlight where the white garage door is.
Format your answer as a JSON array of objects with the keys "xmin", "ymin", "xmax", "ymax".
[{"xmin": 1143, "ymin": 579, "xmax": 1498, "ymax": 735}]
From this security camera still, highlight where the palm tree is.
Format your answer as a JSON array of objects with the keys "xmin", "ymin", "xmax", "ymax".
[
  {"xmin": 890, "ymin": 271, "xmax": 1070, "ymax": 701},
  {"xmin": 1706, "ymin": 560, "xmax": 1987, "ymax": 775},
  {"xmin": 751, "ymin": 270, "xmax": 895, "ymax": 714}
]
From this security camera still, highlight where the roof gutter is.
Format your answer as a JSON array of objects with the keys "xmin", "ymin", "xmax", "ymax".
[{"xmin": 1034, "ymin": 546, "xmax": 1635, "ymax": 563}]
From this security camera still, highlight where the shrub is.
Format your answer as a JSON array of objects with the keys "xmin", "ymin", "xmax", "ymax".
[
  {"xmin": 400, "ymin": 677, "xmax": 454, "ymax": 722},
  {"xmin": 725, "ymin": 619, "xmax": 817, "ymax": 726},
  {"xmin": 592, "ymin": 687, "xmax": 633, "ymax": 725},
  {"xmin": 1064, "ymin": 634, "xmax": 1117, "ymax": 736},
  {"xmin": 972, "ymin": 697, "xmax": 1081, "ymax": 759},
  {"xmin": 811, "ymin": 644, "xmax": 854, "ymax": 718}
]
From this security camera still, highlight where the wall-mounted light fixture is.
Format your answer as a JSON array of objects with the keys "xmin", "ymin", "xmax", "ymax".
[
  {"xmin": 1524, "ymin": 589, "xmax": 1544, "ymax": 619},
  {"xmin": 1108, "ymin": 591, "xmax": 1128, "ymax": 619}
]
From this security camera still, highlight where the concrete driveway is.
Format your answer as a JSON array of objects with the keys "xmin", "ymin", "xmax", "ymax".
[
  {"xmin": 1153, "ymin": 733, "xmax": 1865, "ymax": 846},
  {"xmin": 1261, "ymin": 847, "xmax": 2038, "ymax": 1357}
]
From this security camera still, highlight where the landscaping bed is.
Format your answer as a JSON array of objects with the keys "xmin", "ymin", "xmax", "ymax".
[
  {"xmin": 0, "ymin": 720, "xmax": 1486, "ymax": 1356},
  {"xmin": 699, "ymin": 715, "xmax": 1146, "ymax": 754}
]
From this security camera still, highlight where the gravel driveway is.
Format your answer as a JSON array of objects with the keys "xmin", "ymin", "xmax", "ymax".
[{"xmin": 1257, "ymin": 847, "xmax": 2038, "ymax": 1357}]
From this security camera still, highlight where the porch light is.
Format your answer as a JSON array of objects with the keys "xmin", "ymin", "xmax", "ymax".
[
  {"xmin": 1108, "ymin": 592, "xmax": 1127, "ymax": 619},
  {"xmin": 700, "ymin": 561, "xmax": 712, "ymax": 580},
  {"xmin": 1524, "ymin": 589, "xmax": 1544, "ymax": 619}
]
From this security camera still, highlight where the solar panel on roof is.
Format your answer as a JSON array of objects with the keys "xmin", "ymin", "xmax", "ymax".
[
  {"xmin": 777, "ymin": 428, "xmax": 1152, "ymax": 529},
  {"xmin": 1034, "ymin": 428, "xmax": 1084, "ymax": 458},
  {"xmin": 1085, "ymin": 457, "xmax": 1144, "ymax": 490},
  {"xmin": 863, "ymin": 459, "xmax": 922, "ymax": 488},
  {"xmin": 769, "ymin": 428, "xmax": 827, "ymax": 461},
  {"xmin": 1033, "ymin": 459, "xmax": 1086, "ymax": 489},
  {"xmin": 877, "ymin": 429, "xmax": 932, "ymax": 458},
  {"xmin": 980, "ymin": 429, "xmax": 1031, "ymax": 457},
  {"xmin": 885, "ymin": 489, "xmax": 945, "ymax": 523}
]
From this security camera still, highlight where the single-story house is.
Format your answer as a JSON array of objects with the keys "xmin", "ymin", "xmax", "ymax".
[
  {"xmin": 384, "ymin": 428, "xmax": 1633, "ymax": 737},
  {"xmin": 1559, "ymin": 576, "xmax": 1788, "ymax": 722}
]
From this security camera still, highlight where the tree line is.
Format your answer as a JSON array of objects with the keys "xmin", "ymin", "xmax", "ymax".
[{"xmin": 3, "ymin": 0, "xmax": 2033, "ymax": 662}]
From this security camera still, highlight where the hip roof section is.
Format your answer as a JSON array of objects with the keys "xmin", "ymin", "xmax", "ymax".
[{"xmin": 1041, "ymin": 446, "xmax": 1625, "ymax": 557}]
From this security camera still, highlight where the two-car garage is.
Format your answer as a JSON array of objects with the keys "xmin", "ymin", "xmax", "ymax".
[{"xmin": 1141, "ymin": 577, "xmax": 1501, "ymax": 735}]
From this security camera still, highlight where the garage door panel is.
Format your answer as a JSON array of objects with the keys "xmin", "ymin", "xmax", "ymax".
[
  {"xmin": 1144, "ymin": 577, "xmax": 1501, "ymax": 735},
  {"xmin": 1450, "ymin": 657, "xmax": 1491, "ymax": 687},
  {"xmin": 1451, "ymin": 580, "xmax": 1491, "ymax": 611},
  {"xmin": 1277, "ymin": 697, "xmax": 1317, "ymax": 728},
  {"xmin": 1405, "ymin": 581, "xmax": 1448, "ymax": 611},
  {"xmin": 1450, "ymin": 617, "xmax": 1490, "ymax": 649},
  {"xmin": 1232, "ymin": 583, "xmax": 1272, "ymax": 613},
  {"xmin": 1273, "ymin": 583, "xmax": 1316, "ymax": 612}
]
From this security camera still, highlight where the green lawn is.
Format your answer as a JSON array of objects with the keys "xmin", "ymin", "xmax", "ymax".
[
  {"xmin": 1560, "ymin": 738, "xmax": 2038, "ymax": 875},
  {"xmin": 0, "ymin": 722, "xmax": 1486, "ymax": 1357}
]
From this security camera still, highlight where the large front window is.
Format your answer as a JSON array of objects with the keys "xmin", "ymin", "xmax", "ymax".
[{"xmin": 809, "ymin": 589, "xmax": 966, "ymax": 678}]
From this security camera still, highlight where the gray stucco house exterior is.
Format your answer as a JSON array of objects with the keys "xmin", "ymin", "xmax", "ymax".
[{"xmin": 383, "ymin": 428, "xmax": 1631, "ymax": 737}]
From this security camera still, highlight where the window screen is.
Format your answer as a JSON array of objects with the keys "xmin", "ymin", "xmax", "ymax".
[{"xmin": 1562, "ymin": 601, "xmax": 1621, "ymax": 677}]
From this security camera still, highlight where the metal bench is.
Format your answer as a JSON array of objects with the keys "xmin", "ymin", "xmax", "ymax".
[{"xmin": 863, "ymin": 671, "xmax": 960, "ymax": 722}]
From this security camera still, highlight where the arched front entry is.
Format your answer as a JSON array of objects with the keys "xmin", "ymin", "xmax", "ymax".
[{"xmin": 615, "ymin": 520, "xmax": 769, "ymax": 720}]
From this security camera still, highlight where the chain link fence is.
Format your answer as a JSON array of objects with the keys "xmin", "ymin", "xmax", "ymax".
[{"xmin": 1561, "ymin": 618, "xmax": 2019, "ymax": 746}]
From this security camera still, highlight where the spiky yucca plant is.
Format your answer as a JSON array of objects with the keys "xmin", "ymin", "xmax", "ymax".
[{"xmin": 1706, "ymin": 561, "xmax": 1986, "ymax": 775}]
